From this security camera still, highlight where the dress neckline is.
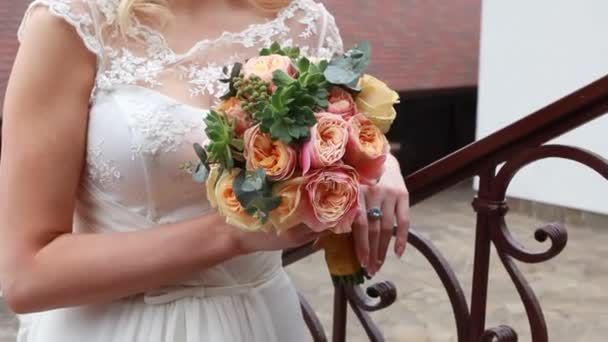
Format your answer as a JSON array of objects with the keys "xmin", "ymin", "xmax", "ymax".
[{"xmin": 130, "ymin": 0, "xmax": 305, "ymax": 60}]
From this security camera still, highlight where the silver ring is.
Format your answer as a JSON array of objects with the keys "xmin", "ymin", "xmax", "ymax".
[{"xmin": 367, "ymin": 207, "xmax": 383, "ymax": 220}]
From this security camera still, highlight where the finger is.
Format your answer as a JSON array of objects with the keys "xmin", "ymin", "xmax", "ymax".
[
  {"xmin": 378, "ymin": 196, "xmax": 396, "ymax": 269},
  {"xmin": 394, "ymin": 193, "xmax": 410, "ymax": 258},
  {"xmin": 312, "ymin": 230, "xmax": 332, "ymax": 251},
  {"xmin": 366, "ymin": 188, "xmax": 382, "ymax": 275},
  {"xmin": 352, "ymin": 196, "xmax": 370, "ymax": 269}
]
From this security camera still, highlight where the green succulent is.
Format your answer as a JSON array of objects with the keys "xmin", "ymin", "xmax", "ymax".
[
  {"xmin": 234, "ymin": 75, "xmax": 271, "ymax": 118},
  {"xmin": 202, "ymin": 110, "xmax": 244, "ymax": 171},
  {"xmin": 259, "ymin": 41, "xmax": 301, "ymax": 59},
  {"xmin": 254, "ymin": 56, "xmax": 330, "ymax": 144}
]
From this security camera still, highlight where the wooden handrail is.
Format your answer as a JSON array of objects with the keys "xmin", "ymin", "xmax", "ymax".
[{"xmin": 408, "ymin": 74, "xmax": 608, "ymax": 205}]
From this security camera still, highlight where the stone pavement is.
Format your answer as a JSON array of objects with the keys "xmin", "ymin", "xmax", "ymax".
[
  {"xmin": 287, "ymin": 185, "xmax": 608, "ymax": 341},
  {"xmin": 1, "ymin": 185, "xmax": 606, "ymax": 341}
]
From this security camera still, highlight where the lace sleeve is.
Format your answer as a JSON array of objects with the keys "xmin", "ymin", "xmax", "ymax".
[
  {"xmin": 17, "ymin": 0, "xmax": 106, "ymax": 59},
  {"xmin": 278, "ymin": 0, "xmax": 344, "ymax": 60},
  {"xmin": 315, "ymin": 3, "xmax": 344, "ymax": 60}
]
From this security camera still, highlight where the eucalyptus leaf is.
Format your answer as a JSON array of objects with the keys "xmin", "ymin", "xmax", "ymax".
[
  {"xmin": 192, "ymin": 164, "xmax": 209, "ymax": 183},
  {"xmin": 324, "ymin": 65, "xmax": 359, "ymax": 85},
  {"xmin": 193, "ymin": 143, "xmax": 208, "ymax": 165}
]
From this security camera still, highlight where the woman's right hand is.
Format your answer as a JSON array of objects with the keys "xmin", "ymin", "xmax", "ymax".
[{"xmin": 231, "ymin": 223, "xmax": 323, "ymax": 255}]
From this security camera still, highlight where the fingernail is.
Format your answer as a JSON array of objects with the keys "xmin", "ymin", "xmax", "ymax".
[
  {"xmin": 360, "ymin": 259, "xmax": 367, "ymax": 268},
  {"xmin": 397, "ymin": 244, "xmax": 405, "ymax": 258}
]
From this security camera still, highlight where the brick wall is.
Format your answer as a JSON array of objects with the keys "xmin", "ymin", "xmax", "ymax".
[
  {"xmin": 0, "ymin": 0, "xmax": 29, "ymax": 114},
  {"xmin": 0, "ymin": 0, "xmax": 481, "ymax": 114},
  {"xmin": 323, "ymin": 0, "xmax": 481, "ymax": 92}
]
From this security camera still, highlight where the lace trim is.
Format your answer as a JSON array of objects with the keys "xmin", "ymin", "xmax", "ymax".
[
  {"xmin": 127, "ymin": 103, "xmax": 201, "ymax": 158},
  {"xmin": 20, "ymin": 0, "xmax": 343, "ymax": 99},
  {"xmin": 87, "ymin": 139, "xmax": 121, "ymax": 187},
  {"xmin": 18, "ymin": 0, "xmax": 103, "ymax": 55},
  {"xmin": 94, "ymin": 0, "xmax": 326, "ymax": 96}
]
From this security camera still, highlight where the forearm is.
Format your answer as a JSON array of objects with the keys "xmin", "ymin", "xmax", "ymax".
[{"xmin": 5, "ymin": 215, "xmax": 240, "ymax": 313}]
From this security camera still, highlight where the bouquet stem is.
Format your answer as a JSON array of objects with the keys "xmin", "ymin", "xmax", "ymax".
[{"xmin": 319, "ymin": 233, "xmax": 365, "ymax": 286}]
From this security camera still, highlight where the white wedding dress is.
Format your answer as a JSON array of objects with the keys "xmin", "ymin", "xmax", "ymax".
[{"xmin": 14, "ymin": 0, "xmax": 343, "ymax": 341}]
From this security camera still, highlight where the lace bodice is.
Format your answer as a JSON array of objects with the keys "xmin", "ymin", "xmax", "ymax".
[
  {"xmin": 18, "ymin": 0, "xmax": 343, "ymax": 222},
  {"xmin": 19, "ymin": 0, "xmax": 343, "ymax": 106},
  {"xmin": 16, "ymin": 0, "xmax": 344, "ymax": 286}
]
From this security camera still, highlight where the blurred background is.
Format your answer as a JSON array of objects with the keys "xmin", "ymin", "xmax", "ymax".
[{"xmin": 2, "ymin": 1, "xmax": 608, "ymax": 341}]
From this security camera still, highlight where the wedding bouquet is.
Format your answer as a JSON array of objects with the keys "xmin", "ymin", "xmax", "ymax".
[{"xmin": 188, "ymin": 42, "xmax": 399, "ymax": 284}]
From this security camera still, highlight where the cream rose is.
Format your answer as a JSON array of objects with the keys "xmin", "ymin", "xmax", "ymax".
[
  {"xmin": 300, "ymin": 112, "xmax": 349, "ymax": 175},
  {"xmin": 269, "ymin": 177, "xmax": 306, "ymax": 233},
  {"xmin": 303, "ymin": 165, "xmax": 360, "ymax": 234},
  {"xmin": 356, "ymin": 74, "xmax": 400, "ymax": 133},
  {"xmin": 242, "ymin": 54, "xmax": 295, "ymax": 83},
  {"xmin": 243, "ymin": 125, "xmax": 297, "ymax": 181},
  {"xmin": 344, "ymin": 113, "xmax": 390, "ymax": 184}
]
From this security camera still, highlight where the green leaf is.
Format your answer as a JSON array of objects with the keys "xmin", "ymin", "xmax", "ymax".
[
  {"xmin": 324, "ymin": 65, "xmax": 359, "ymax": 85},
  {"xmin": 253, "ymin": 53, "xmax": 331, "ymax": 145},
  {"xmin": 272, "ymin": 70, "xmax": 296, "ymax": 87},
  {"xmin": 232, "ymin": 169, "xmax": 282, "ymax": 224},
  {"xmin": 192, "ymin": 164, "xmax": 209, "ymax": 183},
  {"xmin": 259, "ymin": 42, "xmax": 301, "ymax": 59},
  {"xmin": 270, "ymin": 42, "xmax": 281, "ymax": 53},
  {"xmin": 297, "ymin": 57, "xmax": 311, "ymax": 73},
  {"xmin": 193, "ymin": 143, "xmax": 208, "ymax": 165},
  {"xmin": 203, "ymin": 110, "xmax": 243, "ymax": 171},
  {"xmin": 324, "ymin": 41, "xmax": 371, "ymax": 88}
]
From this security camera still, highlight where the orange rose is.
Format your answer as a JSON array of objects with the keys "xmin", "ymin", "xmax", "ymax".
[
  {"xmin": 243, "ymin": 125, "xmax": 297, "ymax": 181},
  {"xmin": 327, "ymin": 87, "xmax": 357, "ymax": 120},
  {"xmin": 217, "ymin": 97, "xmax": 250, "ymax": 136},
  {"xmin": 303, "ymin": 165, "xmax": 360, "ymax": 234},
  {"xmin": 211, "ymin": 168, "xmax": 270, "ymax": 232},
  {"xmin": 269, "ymin": 177, "xmax": 306, "ymax": 233},
  {"xmin": 300, "ymin": 112, "xmax": 348, "ymax": 175},
  {"xmin": 344, "ymin": 113, "xmax": 390, "ymax": 185}
]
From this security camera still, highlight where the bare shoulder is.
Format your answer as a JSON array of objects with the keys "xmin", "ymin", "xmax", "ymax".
[{"xmin": 6, "ymin": 4, "xmax": 97, "ymax": 119}]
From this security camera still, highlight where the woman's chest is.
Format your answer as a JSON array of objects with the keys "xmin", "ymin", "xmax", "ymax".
[{"xmin": 82, "ymin": 85, "xmax": 210, "ymax": 219}]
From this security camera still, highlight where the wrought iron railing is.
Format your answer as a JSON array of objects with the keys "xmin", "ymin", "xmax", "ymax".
[{"xmin": 284, "ymin": 74, "xmax": 608, "ymax": 342}]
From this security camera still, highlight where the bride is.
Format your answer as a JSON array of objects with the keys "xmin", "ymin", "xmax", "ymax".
[{"xmin": 0, "ymin": 0, "xmax": 410, "ymax": 341}]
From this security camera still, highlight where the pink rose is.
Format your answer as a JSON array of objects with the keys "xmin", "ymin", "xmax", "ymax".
[
  {"xmin": 218, "ymin": 97, "xmax": 250, "ymax": 136},
  {"xmin": 344, "ymin": 113, "xmax": 390, "ymax": 185},
  {"xmin": 300, "ymin": 112, "xmax": 349, "ymax": 175},
  {"xmin": 242, "ymin": 54, "xmax": 295, "ymax": 84},
  {"xmin": 327, "ymin": 87, "xmax": 357, "ymax": 120},
  {"xmin": 243, "ymin": 125, "xmax": 297, "ymax": 181},
  {"xmin": 302, "ymin": 164, "xmax": 360, "ymax": 233}
]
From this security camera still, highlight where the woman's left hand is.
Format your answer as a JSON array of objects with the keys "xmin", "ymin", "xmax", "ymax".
[{"xmin": 352, "ymin": 155, "xmax": 410, "ymax": 276}]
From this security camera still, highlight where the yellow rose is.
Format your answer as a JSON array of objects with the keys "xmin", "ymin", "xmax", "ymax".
[
  {"xmin": 355, "ymin": 74, "xmax": 400, "ymax": 133},
  {"xmin": 212, "ymin": 168, "xmax": 270, "ymax": 232},
  {"xmin": 269, "ymin": 177, "xmax": 306, "ymax": 233}
]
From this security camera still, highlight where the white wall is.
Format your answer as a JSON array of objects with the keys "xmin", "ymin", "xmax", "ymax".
[{"xmin": 477, "ymin": 0, "xmax": 608, "ymax": 215}]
